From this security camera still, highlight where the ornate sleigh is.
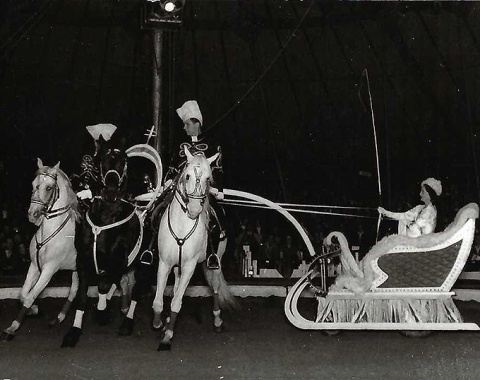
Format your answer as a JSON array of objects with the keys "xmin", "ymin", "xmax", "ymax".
[{"xmin": 285, "ymin": 203, "xmax": 480, "ymax": 333}]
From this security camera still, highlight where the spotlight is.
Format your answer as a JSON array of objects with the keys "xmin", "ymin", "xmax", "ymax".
[
  {"xmin": 160, "ymin": 0, "xmax": 185, "ymax": 13},
  {"xmin": 142, "ymin": 0, "xmax": 186, "ymax": 29},
  {"xmin": 163, "ymin": 2, "xmax": 175, "ymax": 12}
]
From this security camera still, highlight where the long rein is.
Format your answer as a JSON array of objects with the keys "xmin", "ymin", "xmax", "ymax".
[{"xmin": 31, "ymin": 172, "xmax": 73, "ymax": 272}]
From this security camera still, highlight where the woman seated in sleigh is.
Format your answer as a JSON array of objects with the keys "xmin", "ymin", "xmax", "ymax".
[{"xmin": 325, "ymin": 178, "xmax": 478, "ymax": 295}]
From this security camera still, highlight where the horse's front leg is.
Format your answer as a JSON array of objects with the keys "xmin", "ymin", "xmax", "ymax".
[
  {"xmin": 1, "ymin": 264, "xmax": 44, "ymax": 341},
  {"xmin": 152, "ymin": 260, "xmax": 171, "ymax": 330},
  {"xmin": 19, "ymin": 263, "xmax": 40, "ymax": 304},
  {"xmin": 61, "ymin": 260, "xmax": 89, "ymax": 348},
  {"xmin": 120, "ymin": 270, "xmax": 135, "ymax": 315},
  {"xmin": 92, "ymin": 272, "xmax": 113, "ymax": 326},
  {"xmin": 50, "ymin": 270, "xmax": 79, "ymax": 326},
  {"xmin": 157, "ymin": 263, "xmax": 196, "ymax": 351},
  {"xmin": 118, "ymin": 270, "xmax": 142, "ymax": 336}
]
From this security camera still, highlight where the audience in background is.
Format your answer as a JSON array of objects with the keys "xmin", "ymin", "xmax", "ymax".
[
  {"xmin": 0, "ymin": 180, "xmax": 479, "ymax": 280},
  {"xmin": 0, "ymin": 217, "xmax": 31, "ymax": 276}
]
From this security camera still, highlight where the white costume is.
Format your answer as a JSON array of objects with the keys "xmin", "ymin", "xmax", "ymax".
[
  {"xmin": 381, "ymin": 178, "xmax": 442, "ymax": 238},
  {"xmin": 384, "ymin": 203, "xmax": 437, "ymax": 238}
]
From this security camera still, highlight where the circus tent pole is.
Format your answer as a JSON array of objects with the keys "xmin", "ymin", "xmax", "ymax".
[{"xmin": 152, "ymin": 29, "xmax": 164, "ymax": 154}]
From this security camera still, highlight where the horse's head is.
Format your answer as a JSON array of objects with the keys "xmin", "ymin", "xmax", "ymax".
[
  {"xmin": 29, "ymin": 159, "xmax": 61, "ymax": 225},
  {"xmin": 99, "ymin": 146, "xmax": 128, "ymax": 202},
  {"xmin": 178, "ymin": 146, "xmax": 219, "ymax": 220}
]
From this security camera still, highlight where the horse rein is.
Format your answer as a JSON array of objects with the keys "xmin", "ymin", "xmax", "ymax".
[{"xmin": 31, "ymin": 171, "xmax": 73, "ymax": 272}]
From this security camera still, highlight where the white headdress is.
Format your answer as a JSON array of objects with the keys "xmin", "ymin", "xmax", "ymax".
[
  {"xmin": 422, "ymin": 177, "xmax": 442, "ymax": 196},
  {"xmin": 176, "ymin": 100, "xmax": 203, "ymax": 126},
  {"xmin": 86, "ymin": 123, "xmax": 117, "ymax": 141}
]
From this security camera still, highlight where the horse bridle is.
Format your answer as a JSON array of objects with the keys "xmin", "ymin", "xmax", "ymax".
[
  {"xmin": 100, "ymin": 149, "xmax": 128, "ymax": 188},
  {"xmin": 31, "ymin": 170, "xmax": 73, "ymax": 272},
  {"xmin": 175, "ymin": 165, "xmax": 209, "ymax": 212},
  {"xmin": 30, "ymin": 171, "xmax": 71, "ymax": 219}
]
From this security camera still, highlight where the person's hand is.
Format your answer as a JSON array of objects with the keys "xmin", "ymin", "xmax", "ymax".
[
  {"xmin": 378, "ymin": 207, "xmax": 385, "ymax": 215},
  {"xmin": 77, "ymin": 189, "xmax": 93, "ymax": 200},
  {"xmin": 216, "ymin": 191, "xmax": 224, "ymax": 201},
  {"xmin": 164, "ymin": 179, "xmax": 173, "ymax": 189}
]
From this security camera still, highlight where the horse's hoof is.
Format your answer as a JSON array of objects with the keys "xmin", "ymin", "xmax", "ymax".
[
  {"xmin": 214, "ymin": 324, "xmax": 225, "ymax": 333},
  {"xmin": 1, "ymin": 331, "xmax": 15, "ymax": 342},
  {"xmin": 118, "ymin": 318, "xmax": 134, "ymax": 336},
  {"xmin": 152, "ymin": 315, "xmax": 164, "ymax": 331},
  {"xmin": 25, "ymin": 305, "xmax": 42, "ymax": 318},
  {"xmin": 190, "ymin": 308, "xmax": 204, "ymax": 325},
  {"xmin": 61, "ymin": 327, "xmax": 82, "ymax": 348},
  {"xmin": 157, "ymin": 341, "xmax": 172, "ymax": 351},
  {"xmin": 49, "ymin": 318, "xmax": 61, "ymax": 328},
  {"xmin": 95, "ymin": 309, "xmax": 110, "ymax": 326}
]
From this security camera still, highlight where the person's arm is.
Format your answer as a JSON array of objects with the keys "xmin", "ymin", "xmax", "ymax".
[
  {"xmin": 71, "ymin": 155, "xmax": 99, "ymax": 200},
  {"xmin": 378, "ymin": 205, "xmax": 421, "ymax": 223},
  {"xmin": 164, "ymin": 153, "xmax": 179, "ymax": 185}
]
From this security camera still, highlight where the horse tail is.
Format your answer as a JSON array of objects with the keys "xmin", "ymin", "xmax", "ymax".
[{"xmin": 202, "ymin": 264, "xmax": 239, "ymax": 311}]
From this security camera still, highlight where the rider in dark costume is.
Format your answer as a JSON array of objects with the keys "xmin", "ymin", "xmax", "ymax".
[
  {"xmin": 150, "ymin": 100, "xmax": 226, "ymax": 269},
  {"xmin": 71, "ymin": 123, "xmax": 118, "ymax": 203}
]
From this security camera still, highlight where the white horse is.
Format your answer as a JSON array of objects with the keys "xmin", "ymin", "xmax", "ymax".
[
  {"xmin": 1, "ymin": 159, "xmax": 80, "ymax": 341},
  {"xmin": 152, "ymin": 146, "xmax": 237, "ymax": 351}
]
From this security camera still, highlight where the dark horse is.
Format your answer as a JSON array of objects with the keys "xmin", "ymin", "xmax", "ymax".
[{"xmin": 61, "ymin": 143, "xmax": 143, "ymax": 347}]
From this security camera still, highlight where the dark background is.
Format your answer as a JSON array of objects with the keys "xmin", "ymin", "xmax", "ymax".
[{"xmin": 1, "ymin": 0, "xmax": 480, "ymax": 217}]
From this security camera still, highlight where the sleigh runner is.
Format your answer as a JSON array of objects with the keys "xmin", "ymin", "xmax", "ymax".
[{"xmin": 285, "ymin": 203, "xmax": 480, "ymax": 332}]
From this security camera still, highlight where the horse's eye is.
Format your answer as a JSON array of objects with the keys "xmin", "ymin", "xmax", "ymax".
[{"xmin": 46, "ymin": 186, "xmax": 52, "ymax": 191}]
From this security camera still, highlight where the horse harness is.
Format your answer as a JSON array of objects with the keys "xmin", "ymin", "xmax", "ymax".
[
  {"xmin": 99, "ymin": 148, "xmax": 128, "ymax": 188},
  {"xmin": 86, "ymin": 197, "xmax": 143, "ymax": 275},
  {"xmin": 31, "ymin": 171, "xmax": 73, "ymax": 272},
  {"xmin": 167, "ymin": 166, "xmax": 207, "ymax": 276}
]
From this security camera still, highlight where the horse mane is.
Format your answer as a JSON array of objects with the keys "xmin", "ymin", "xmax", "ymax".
[{"xmin": 37, "ymin": 166, "xmax": 81, "ymax": 222}]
